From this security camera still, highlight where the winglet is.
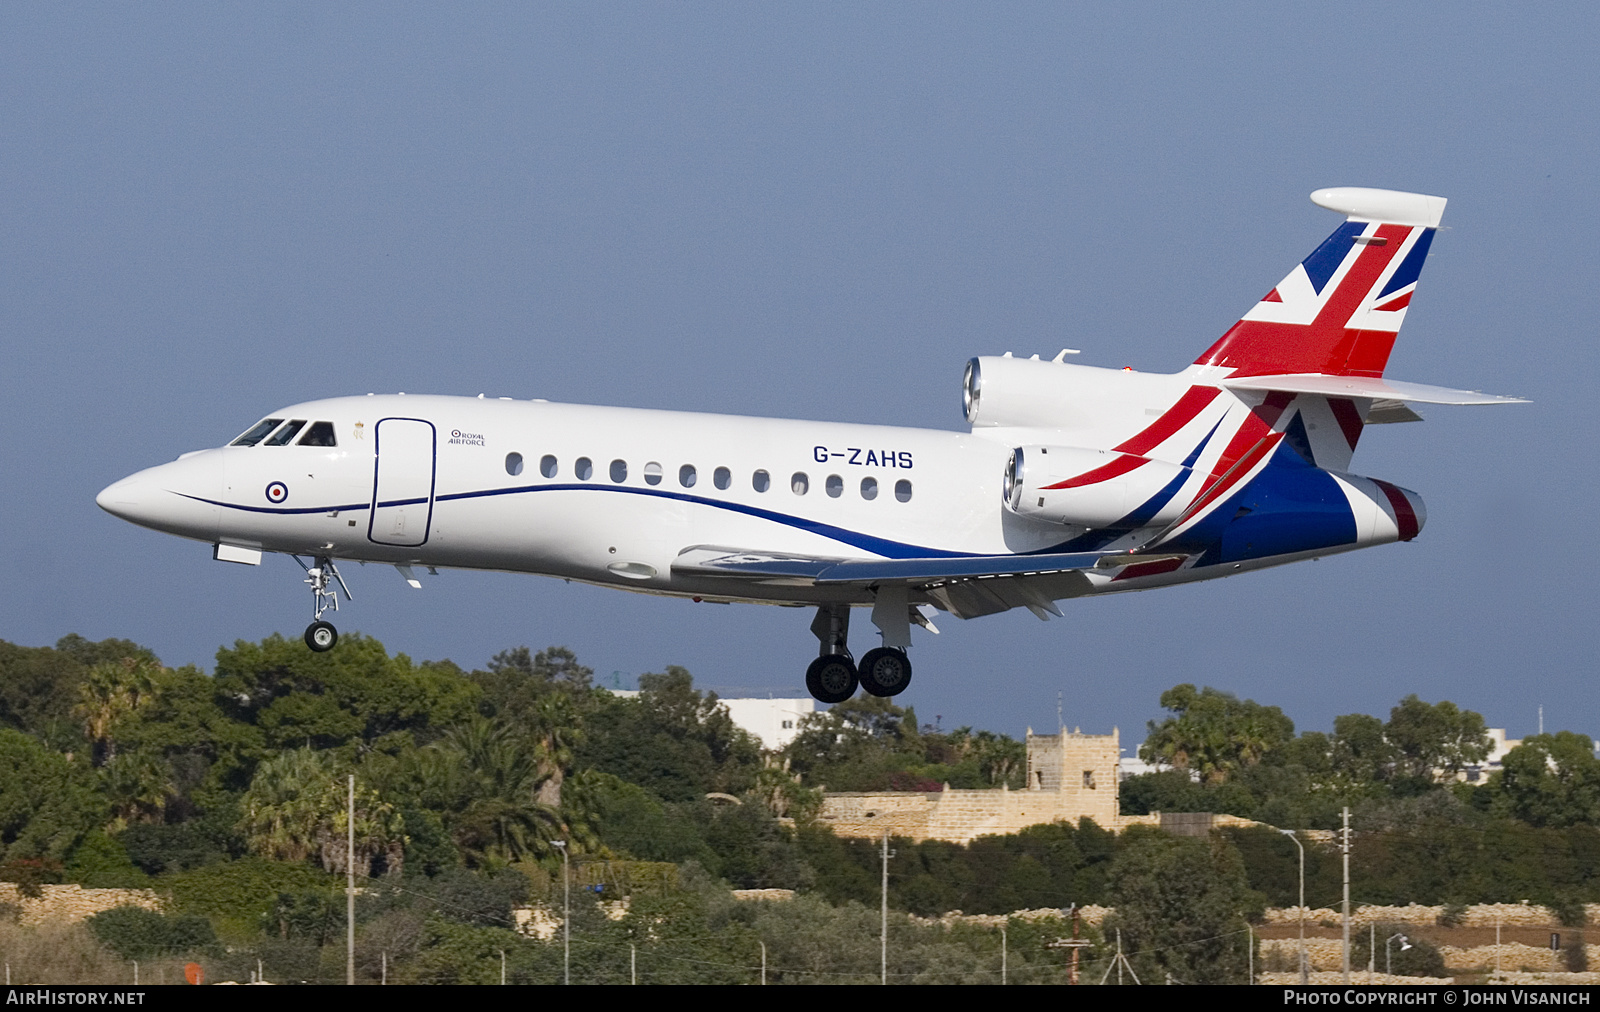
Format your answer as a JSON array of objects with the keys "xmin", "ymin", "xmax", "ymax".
[{"xmin": 1310, "ymin": 187, "xmax": 1446, "ymax": 228}]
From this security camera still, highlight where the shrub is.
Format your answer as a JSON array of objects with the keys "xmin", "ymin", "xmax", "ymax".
[{"xmin": 86, "ymin": 905, "xmax": 218, "ymax": 960}]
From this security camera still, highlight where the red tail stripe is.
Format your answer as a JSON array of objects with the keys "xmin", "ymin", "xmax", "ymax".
[
  {"xmin": 1372, "ymin": 479, "xmax": 1420, "ymax": 541},
  {"xmin": 1113, "ymin": 385, "xmax": 1220, "ymax": 456},
  {"xmin": 1041, "ymin": 453, "xmax": 1146, "ymax": 490},
  {"xmin": 1209, "ymin": 391, "xmax": 1293, "ymax": 482}
]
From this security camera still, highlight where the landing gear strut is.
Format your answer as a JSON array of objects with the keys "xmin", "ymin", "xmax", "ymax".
[
  {"xmin": 804, "ymin": 592, "xmax": 920, "ymax": 703},
  {"xmin": 806, "ymin": 603, "xmax": 857, "ymax": 704},
  {"xmin": 294, "ymin": 555, "xmax": 352, "ymax": 652}
]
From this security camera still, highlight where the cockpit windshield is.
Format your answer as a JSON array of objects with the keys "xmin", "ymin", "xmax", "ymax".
[
  {"xmin": 230, "ymin": 418, "xmax": 284, "ymax": 446},
  {"xmin": 298, "ymin": 421, "xmax": 337, "ymax": 446},
  {"xmin": 264, "ymin": 420, "xmax": 308, "ymax": 446},
  {"xmin": 231, "ymin": 417, "xmax": 339, "ymax": 447}
]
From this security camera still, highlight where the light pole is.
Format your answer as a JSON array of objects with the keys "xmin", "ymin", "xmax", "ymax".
[
  {"xmin": 880, "ymin": 830, "xmax": 894, "ymax": 985},
  {"xmin": 1386, "ymin": 933, "xmax": 1411, "ymax": 976},
  {"xmin": 1000, "ymin": 924, "xmax": 1007, "ymax": 985},
  {"xmin": 347, "ymin": 774, "xmax": 355, "ymax": 986},
  {"xmin": 553, "ymin": 840, "xmax": 570, "ymax": 985},
  {"xmin": 1279, "ymin": 829, "xmax": 1307, "ymax": 984}
]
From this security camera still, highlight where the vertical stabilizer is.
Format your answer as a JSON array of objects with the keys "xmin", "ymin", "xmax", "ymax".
[{"xmin": 1194, "ymin": 187, "xmax": 1445, "ymax": 379}]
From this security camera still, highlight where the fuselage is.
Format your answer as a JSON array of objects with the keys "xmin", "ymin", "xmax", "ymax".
[{"xmin": 95, "ymin": 369, "xmax": 1423, "ymax": 613}]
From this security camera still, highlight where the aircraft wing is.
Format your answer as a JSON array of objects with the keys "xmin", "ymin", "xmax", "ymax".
[{"xmin": 671, "ymin": 546, "xmax": 1187, "ymax": 619}]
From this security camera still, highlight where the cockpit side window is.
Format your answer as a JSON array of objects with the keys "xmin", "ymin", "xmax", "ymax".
[
  {"xmin": 264, "ymin": 420, "xmax": 307, "ymax": 446},
  {"xmin": 297, "ymin": 421, "xmax": 337, "ymax": 447},
  {"xmin": 230, "ymin": 418, "xmax": 284, "ymax": 446}
]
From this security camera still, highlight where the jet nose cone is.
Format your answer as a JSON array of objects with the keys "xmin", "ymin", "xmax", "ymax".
[
  {"xmin": 96, "ymin": 476, "xmax": 148, "ymax": 520},
  {"xmin": 96, "ymin": 458, "xmax": 220, "ymax": 540}
]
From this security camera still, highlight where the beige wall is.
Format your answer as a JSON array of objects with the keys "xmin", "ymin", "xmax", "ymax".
[{"xmin": 818, "ymin": 728, "xmax": 1120, "ymax": 844}]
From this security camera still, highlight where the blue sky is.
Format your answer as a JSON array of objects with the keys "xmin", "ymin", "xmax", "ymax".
[{"xmin": 2, "ymin": 3, "xmax": 1593, "ymax": 744}]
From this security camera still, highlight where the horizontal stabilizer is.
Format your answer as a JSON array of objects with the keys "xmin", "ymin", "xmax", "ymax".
[{"xmin": 1222, "ymin": 373, "xmax": 1527, "ymax": 406}]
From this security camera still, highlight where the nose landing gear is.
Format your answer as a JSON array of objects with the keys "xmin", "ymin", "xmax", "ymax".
[{"xmin": 294, "ymin": 555, "xmax": 352, "ymax": 652}]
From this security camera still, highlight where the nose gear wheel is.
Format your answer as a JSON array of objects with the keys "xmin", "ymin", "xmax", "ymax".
[{"xmin": 293, "ymin": 555, "xmax": 352, "ymax": 653}]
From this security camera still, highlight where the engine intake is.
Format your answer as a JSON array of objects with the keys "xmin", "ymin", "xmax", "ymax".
[{"xmin": 1005, "ymin": 444, "xmax": 1191, "ymax": 528}]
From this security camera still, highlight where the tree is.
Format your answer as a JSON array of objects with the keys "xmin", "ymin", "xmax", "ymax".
[
  {"xmin": 100, "ymin": 748, "xmax": 175, "ymax": 829},
  {"xmin": 783, "ymin": 694, "xmax": 920, "ymax": 791},
  {"xmin": 1331, "ymin": 713, "xmax": 1393, "ymax": 784},
  {"xmin": 1384, "ymin": 695, "xmax": 1491, "ymax": 785},
  {"xmin": 579, "ymin": 667, "xmax": 761, "ymax": 800},
  {"xmin": 213, "ymin": 633, "xmax": 479, "ymax": 753},
  {"xmin": 75, "ymin": 656, "xmax": 163, "ymax": 765},
  {"xmin": 1105, "ymin": 825, "xmax": 1260, "ymax": 984},
  {"xmin": 237, "ymin": 747, "xmax": 405, "ymax": 875},
  {"xmin": 0, "ymin": 635, "xmax": 153, "ymax": 745},
  {"xmin": 1140, "ymin": 684, "xmax": 1294, "ymax": 784},
  {"xmin": 0, "ymin": 729, "xmax": 107, "ymax": 864},
  {"xmin": 529, "ymin": 692, "xmax": 581, "ymax": 808},
  {"xmin": 420, "ymin": 718, "xmax": 560, "ymax": 866},
  {"xmin": 1498, "ymin": 732, "xmax": 1600, "ymax": 828}
]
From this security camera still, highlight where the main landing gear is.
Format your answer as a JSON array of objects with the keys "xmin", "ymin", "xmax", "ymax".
[
  {"xmin": 803, "ymin": 595, "xmax": 916, "ymax": 704},
  {"xmin": 294, "ymin": 555, "xmax": 352, "ymax": 652}
]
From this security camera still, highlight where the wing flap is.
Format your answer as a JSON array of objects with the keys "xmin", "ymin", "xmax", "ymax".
[{"xmin": 673, "ymin": 545, "xmax": 1118, "ymax": 586}]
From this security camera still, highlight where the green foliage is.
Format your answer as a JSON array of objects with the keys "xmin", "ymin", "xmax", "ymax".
[
  {"xmin": 63, "ymin": 829, "xmax": 149, "ymax": 888},
  {"xmin": 0, "ymin": 636, "xmax": 151, "ymax": 748},
  {"xmin": 163, "ymin": 856, "xmax": 338, "ymax": 928},
  {"xmin": 0, "ymin": 728, "xmax": 107, "ymax": 863},
  {"xmin": 587, "ymin": 775, "xmax": 716, "ymax": 866},
  {"xmin": 470, "ymin": 646, "xmax": 594, "ymax": 725},
  {"xmin": 237, "ymin": 746, "xmax": 405, "ymax": 874},
  {"xmin": 1385, "ymin": 695, "xmax": 1492, "ymax": 786},
  {"xmin": 1498, "ymin": 732, "xmax": 1600, "ymax": 827},
  {"xmin": 213, "ymin": 632, "xmax": 479, "ymax": 753},
  {"xmin": 118, "ymin": 804, "xmax": 242, "ymax": 874},
  {"xmin": 85, "ymin": 905, "xmax": 219, "ymax": 960},
  {"xmin": 1223, "ymin": 826, "xmax": 1342, "ymax": 910},
  {"xmin": 799, "ymin": 818, "xmax": 1114, "ymax": 916},
  {"xmin": 1141, "ymin": 684, "xmax": 1295, "ymax": 784},
  {"xmin": 1106, "ymin": 826, "xmax": 1261, "ymax": 985},
  {"xmin": 579, "ymin": 667, "xmax": 762, "ymax": 801}
]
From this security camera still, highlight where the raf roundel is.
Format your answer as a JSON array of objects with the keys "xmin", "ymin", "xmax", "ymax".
[{"xmin": 265, "ymin": 481, "xmax": 289, "ymax": 505}]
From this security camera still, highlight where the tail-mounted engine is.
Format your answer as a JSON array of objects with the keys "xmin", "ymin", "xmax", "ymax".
[{"xmin": 1003, "ymin": 444, "xmax": 1190, "ymax": 528}]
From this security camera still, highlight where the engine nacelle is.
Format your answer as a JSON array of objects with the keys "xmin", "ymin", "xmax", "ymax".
[
  {"xmin": 1004, "ymin": 444, "xmax": 1191, "ymax": 528},
  {"xmin": 963, "ymin": 355, "xmax": 1181, "ymax": 431}
]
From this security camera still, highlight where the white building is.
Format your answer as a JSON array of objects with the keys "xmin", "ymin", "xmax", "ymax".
[
  {"xmin": 607, "ymin": 690, "xmax": 813, "ymax": 751},
  {"xmin": 718, "ymin": 697, "xmax": 815, "ymax": 751}
]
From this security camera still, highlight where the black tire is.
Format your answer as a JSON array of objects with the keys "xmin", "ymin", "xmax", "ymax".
[
  {"xmin": 857, "ymin": 647, "xmax": 912, "ymax": 697},
  {"xmin": 305, "ymin": 621, "xmax": 338, "ymax": 652},
  {"xmin": 805, "ymin": 654, "xmax": 858, "ymax": 704}
]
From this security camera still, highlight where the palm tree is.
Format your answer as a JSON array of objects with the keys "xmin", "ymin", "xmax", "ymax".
[
  {"xmin": 529, "ymin": 693, "xmax": 582, "ymax": 808},
  {"xmin": 101, "ymin": 749, "xmax": 174, "ymax": 829},
  {"xmin": 431, "ymin": 718, "xmax": 560, "ymax": 866},
  {"xmin": 75, "ymin": 657, "xmax": 162, "ymax": 765},
  {"xmin": 238, "ymin": 747, "xmax": 335, "ymax": 862}
]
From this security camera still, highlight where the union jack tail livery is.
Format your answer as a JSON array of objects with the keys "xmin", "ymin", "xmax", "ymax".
[{"xmin": 1198, "ymin": 187, "xmax": 1446, "ymax": 379}]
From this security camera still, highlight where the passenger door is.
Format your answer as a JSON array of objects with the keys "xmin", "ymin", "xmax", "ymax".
[{"xmin": 368, "ymin": 418, "xmax": 436, "ymax": 547}]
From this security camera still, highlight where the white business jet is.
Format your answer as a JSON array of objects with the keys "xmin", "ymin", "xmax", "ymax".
[{"xmin": 98, "ymin": 188, "xmax": 1523, "ymax": 704}]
